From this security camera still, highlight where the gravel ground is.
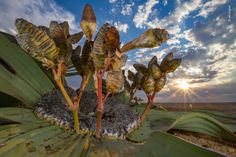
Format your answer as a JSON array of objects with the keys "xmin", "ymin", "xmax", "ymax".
[{"xmin": 34, "ymin": 87, "xmax": 139, "ymax": 139}]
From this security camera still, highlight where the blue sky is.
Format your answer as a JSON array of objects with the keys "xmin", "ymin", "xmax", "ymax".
[{"xmin": 0, "ymin": 0, "xmax": 235, "ymax": 102}]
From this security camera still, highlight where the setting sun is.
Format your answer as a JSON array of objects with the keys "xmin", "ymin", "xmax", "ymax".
[{"xmin": 177, "ymin": 79, "xmax": 190, "ymax": 90}]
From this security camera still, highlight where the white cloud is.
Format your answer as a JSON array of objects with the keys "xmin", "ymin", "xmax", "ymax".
[
  {"xmin": 0, "ymin": 0, "xmax": 79, "ymax": 35},
  {"xmin": 110, "ymin": 8, "xmax": 117, "ymax": 14},
  {"xmin": 163, "ymin": 0, "xmax": 168, "ymax": 6},
  {"xmin": 114, "ymin": 21, "xmax": 129, "ymax": 33},
  {"xmin": 131, "ymin": 0, "xmax": 235, "ymax": 102},
  {"xmin": 133, "ymin": 0, "xmax": 159, "ymax": 28},
  {"xmin": 147, "ymin": 0, "xmax": 202, "ymax": 34},
  {"xmin": 121, "ymin": 2, "xmax": 134, "ymax": 16},
  {"xmin": 197, "ymin": 0, "xmax": 229, "ymax": 18},
  {"xmin": 109, "ymin": 0, "xmax": 117, "ymax": 4}
]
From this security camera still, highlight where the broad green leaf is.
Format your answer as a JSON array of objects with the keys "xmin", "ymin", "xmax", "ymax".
[
  {"xmin": 191, "ymin": 110, "xmax": 236, "ymax": 132},
  {"xmin": 0, "ymin": 118, "xmax": 19, "ymax": 126},
  {"xmin": 0, "ymin": 122, "xmax": 49, "ymax": 142},
  {"xmin": 191, "ymin": 110, "xmax": 236, "ymax": 122},
  {"xmin": 0, "ymin": 107, "xmax": 38, "ymax": 123},
  {"xmin": 132, "ymin": 131, "xmax": 225, "ymax": 157},
  {"xmin": 0, "ymin": 32, "xmax": 55, "ymax": 105},
  {"xmin": 0, "ymin": 125, "xmax": 62, "ymax": 157},
  {"xmin": 110, "ymin": 91, "xmax": 130, "ymax": 104},
  {"xmin": 0, "ymin": 92, "xmax": 20, "ymax": 107},
  {"xmin": 128, "ymin": 108, "xmax": 183, "ymax": 141},
  {"xmin": 0, "ymin": 107, "xmax": 226, "ymax": 157},
  {"xmin": 168, "ymin": 113, "xmax": 236, "ymax": 142},
  {"xmin": 88, "ymin": 132, "xmax": 225, "ymax": 157}
]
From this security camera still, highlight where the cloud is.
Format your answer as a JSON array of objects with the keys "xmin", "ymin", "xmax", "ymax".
[
  {"xmin": 197, "ymin": 0, "xmax": 229, "ymax": 18},
  {"xmin": 0, "ymin": 0, "xmax": 79, "ymax": 35},
  {"xmin": 163, "ymin": 0, "xmax": 168, "ymax": 6},
  {"xmin": 129, "ymin": 1, "xmax": 236, "ymax": 102},
  {"xmin": 133, "ymin": 0, "xmax": 159, "ymax": 28},
  {"xmin": 121, "ymin": 2, "xmax": 134, "ymax": 16},
  {"xmin": 146, "ymin": 0, "xmax": 202, "ymax": 34},
  {"xmin": 109, "ymin": 0, "xmax": 117, "ymax": 4},
  {"xmin": 113, "ymin": 21, "xmax": 129, "ymax": 33}
]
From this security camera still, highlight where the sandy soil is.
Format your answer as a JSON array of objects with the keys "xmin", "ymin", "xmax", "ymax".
[
  {"xmin": 170, "ymin": 130, "xmax": 236, "ymax": 157},
  {"xmin": 155, "ymin": 103, "xmax": 236, "ymax": 113}
]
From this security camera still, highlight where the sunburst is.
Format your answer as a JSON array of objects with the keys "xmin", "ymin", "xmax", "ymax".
[{"xmin": 177, "ymin": 79, "xmax": 190, "ymax": 90}]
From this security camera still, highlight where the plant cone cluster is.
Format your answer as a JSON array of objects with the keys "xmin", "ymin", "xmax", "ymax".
[
  {"xmin": 15, "ymin": 3, "xmax": 171, "ymax": 138},
  {"xmin": 124, "ymin": 53, "xmax": 181, "ymax": 122},
  {"xmin": 2, "ymin": 3, "xmax": 236, "ymax": 157}
]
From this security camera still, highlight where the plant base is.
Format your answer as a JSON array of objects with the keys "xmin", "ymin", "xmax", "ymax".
[{"xmin": 34, "ymin": 87, "xmax": 140, "ymax": 139}]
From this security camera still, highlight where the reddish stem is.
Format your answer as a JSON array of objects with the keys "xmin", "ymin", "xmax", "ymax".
[
  {"xmin": 95, "ymin": 52, "xmax": 112, "ymax": 138},
  {"xmin": 95, "ymin": 73, "xmax": 103, "ymax": 138},
  {"xmin": 103, "ymin": 92, "xmax": 111, "ymax": 102},
  {"xmin": 72, "ymin": 75, "xmax": 90, "ymax": 111},
  {"xmin": 102, "ymin": 58, "xmax": 112, "ymax": 75},
  {"xmin": 140, "ymin": 92, "xmax": 156, "ymax": 122}
]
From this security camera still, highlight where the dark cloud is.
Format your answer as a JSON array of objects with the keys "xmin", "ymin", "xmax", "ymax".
[{"xmin": 193, "ymin": 1, "xmax": 236, "ymax": 47}]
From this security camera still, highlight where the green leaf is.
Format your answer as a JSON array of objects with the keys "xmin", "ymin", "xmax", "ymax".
[
  {"xmin": 110, "ymin": 91, "xmax": 130, "ymax": 104},
  {"xmin": 0, "ymin": 92, "xmax": 20, "ymax": 107},
  {"xmin": 88, "ymin": 132, "xmax": 225, "ymax": 157},
  {"xmin": 128, "ymin": 108, "xmax": 183, "ymax": 141},
  {"xmin": 168, "ymin": 112, "xmax": 236, "ymax": 142},
  {"xmin": 0, "ymin": 107, "xmax": 226, "ymax": 157},
  {"xmin": 0, "ymin": 107, "xmax": 38, "ymax": 124},
  {"xmin": 0, "ymin": 32, "xmax": 55, "ymax": 106},
  {"xmin": 190, "ymin": 110, "xmax": 236, "ymax": 132},
  {"xmin": 132, "ymin": 131, "xmax": 224, "ymax": 157},
  {"xmin": 191, "ymin": 110, "xmax": 236, "ymax": 122}
]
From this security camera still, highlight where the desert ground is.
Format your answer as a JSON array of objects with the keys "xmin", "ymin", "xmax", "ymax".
[{"xmin": 155, "ymin": 102, "xmax": 236, "ymax": 113}]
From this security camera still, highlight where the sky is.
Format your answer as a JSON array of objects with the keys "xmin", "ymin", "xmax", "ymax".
[{"xmin": 0, "ymin": 0, "xmax": 235, "ymax": 103}]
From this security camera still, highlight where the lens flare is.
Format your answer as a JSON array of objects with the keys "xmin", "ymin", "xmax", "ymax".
[{"xmin": 178, "ymin": 80, "xmax": 189, "ymax": 90}]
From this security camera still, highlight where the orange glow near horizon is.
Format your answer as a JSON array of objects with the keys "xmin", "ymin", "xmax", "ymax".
[{"xmin": 159, "ymin": 79, "xmax": 201, "ymax": 105}]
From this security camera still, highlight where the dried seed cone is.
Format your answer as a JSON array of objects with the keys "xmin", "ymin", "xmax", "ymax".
[
  {"xmin": 124, "ymin": 79, "xmax": 131, "ymax": 93},
  {"xmin": 142, "ymin": 76, "xmax": 155, "ymax": 94},
  {"xmin": 109, "ymin": 55, "xmax": 127, "ymax": 70},
  {"xmin": 92, "ymin": 23, "xmax": 110, "ymax": 70},
  {"xmin": 81, "ymin": 4, "xmax": 96, "ymax": 41},
  {"xmin": 135, "ymin": 71, "xmax": 145, "ymax": 89},
  {"xmin": 106, "ymin": 70, "xmax": 124, "ymax": 94},
  {"xmin": 15, "ymin": 18, "xmax": 59, "ymax": 68},
  {"xmin": 68, "ymin": 32, "xmax": 84, "ymax": 44},
  {"xmin": 49, "ymin": 21, "xmax": 72, "ymax": 65},
  {"xmin": 120, "ymin": 28, "xmax": 169, "ymax": 53},
  {"xmin": 92, "ymin": 23, "xmax": 120, "ymax": 70},
  {"xmin": 150, "ymin": 64, "xmax": 162, "ymax": 79},
  {"xmin": 81, "ymin": 40, "xmax": 94, "ymax": 74},
  {"xmin": 160, "ymin": 52, "xmax": 173, "ymax": 68},
  {"xmin": 133, "ymin": 64, "xmax": 147, "ymax": 75},
  {"xmin": 59, "ymin": 21, "xmax": 69, "ymax": 38},
  {"xmin": 128, "ymin": 70, "xmax": 135, "ymax": 81},
  {"xmin": 49, "ymin": 21, "xmax": 69, "ymax": 52},
  {"xmin": 38, "ymin": 26, "xmax": 50, "ymax": 35},
  {"xmin": 71, "ymin": 45, "xmax": 82, "ymax": 74},
  {"xmin": 148, "ymin": 56, "xmax": 158, "ymax": 69},
  {"xmin": 160, "ymin": 59, "xmax": 181, "ymax": 73},
  {"xmin": 104, "ymin": 26, "xmax": 120, "ymax": 53},
  {"xmin": 154, "ymin": 76, "xmax": 166, "ymax": 92}
]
